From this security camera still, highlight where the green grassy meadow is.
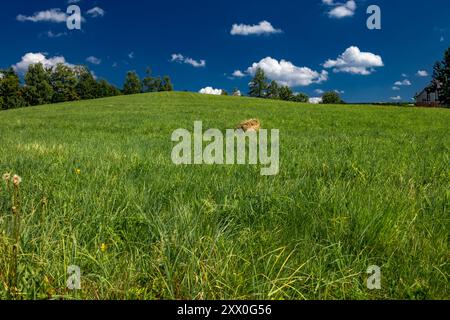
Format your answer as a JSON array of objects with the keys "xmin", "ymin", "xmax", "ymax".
[{"xmin": 0, "ymin": 92, "xmax": 449, "ymax": 300}]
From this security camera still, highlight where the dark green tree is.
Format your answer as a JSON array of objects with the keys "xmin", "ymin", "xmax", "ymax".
[
  {"xmin": 123, "ymin": 71, "xmax": 142, "ymax": 95},
  {"xmin": 74, "ymin": 66, "xmax": 99, "ymax": 100},
  {"xmin": 50, "ymin": 63, "xmax": 79, "ymax": 103},
  {"xmin": 266, "ymin": 80, "xmax": 280, "ymax": 99},
  {"xmin": 97, "ymin": 79, "xmax": 121, "ymax": 97},
  {"xmin": 143, "ymin": 67, "xmax": 156, "ymax": 92},
  {"xmin": 429, "ymin": 47, "xmax": 450, "ymax": 106},
  {"xmin": 292, "ymin": 92, "xmax": 309, "ymax": 103},
  {"xmin": 143, "ymin": 68, "xmax": 174, "ymax": 92},
  {"xmin": 153, "ymin": 77, "xmax": 163, "ymax": 92},
  {"xmin": 249, "ymin": 67, "xmax": 268, "ymax": 98},
  {"xmin": 23, "ymin": 63, "xmax": 53, "ymax": 106},
  {"xmin": 278, "ymin": 86, "xmax": 294, "ymax": 101},
  {"xmin": 161, "ymin": 76, "xmax": 174, "ymax": 92},
  {"xmin": 322, "ymin": 91, "xmax": 343, "ymax": 104},
  {"xmin": 0, "ymin": 68, "xmax": 26, "ymax": 110}
]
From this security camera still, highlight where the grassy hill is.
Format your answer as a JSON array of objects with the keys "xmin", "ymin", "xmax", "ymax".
[{"xmin": 0, "ymin": 92, "xmax": 449, "ymax": 299}]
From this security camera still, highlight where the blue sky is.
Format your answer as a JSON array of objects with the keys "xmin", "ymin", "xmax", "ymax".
[{"xmin": 1, "ymin": 0, "xmax": 449, "ymax": 102}]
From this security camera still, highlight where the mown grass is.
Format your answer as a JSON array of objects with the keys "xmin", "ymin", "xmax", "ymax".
[{"xmin": 0, "ymin": 92, "xmax": 449, "ymax": 300}]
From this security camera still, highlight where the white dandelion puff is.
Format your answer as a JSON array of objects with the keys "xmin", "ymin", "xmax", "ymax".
[
  {"xmin": 12, "ymin": 175, "xmax": 22, "ymax": 187},
  {"xmin": 2, "ymin": 173, "xmax": 11, "ymax": 182}
]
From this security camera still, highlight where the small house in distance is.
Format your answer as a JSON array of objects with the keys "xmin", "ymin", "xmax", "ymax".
[{"xmin": 415, "ymin": 83, "xmax": 441, "ymax": 107}]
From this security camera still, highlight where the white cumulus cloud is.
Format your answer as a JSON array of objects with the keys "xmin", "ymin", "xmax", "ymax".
[
  {"xmin": 12, "ymin": 52, "xmax": 73, "ymax": 74},
  {"xmin": 230, "ymin": 21, "xmax": 282, "ymax": 36},
  {"xmin": 232, "ymin": 70, "xmax": 246, "ymax": 78},
  {"xmin": 394, "ymin": 79, "xmax": 411, "ymax": 86},
  {"xmin": 390, "ymin": 96, "xmax": 402, "ymax": 101},
  {"xmin": 171, "ymin": 54, "xmax": 206, "ymax": 68},
  {"xmin": 199, "ymin": 87, "xmax": 223, "ymax": 95},
  {"xmin": 323, "ymin": 46, "xmax": 383, "ymax": 75},
  {"xmin": 41, "ymin": 30, "xmax": 67, "ymax": 38},
  {"xmin": 86, "ymin": 56, "xmax": 102, "ymax": 65},
  {"xmin": 309, "ymin": 97, "xmax": 323, "ymax": 104},
  {"xmin": 247, "ymin": 57, "xmax": 328, "ymax": 87},
  {"xmin": 17, "ymin": 8, "xmax": 68, "ymax": 23},
  {"xmin": 314, "ymin": 89, "xmax": 325, "ymax": 95},
  {"xmin": 416, "ymin": 70, "xmax": 429, "ymax": 77},
  {"xmin": 86, "ymin": 7, "xmax": 105, "ymax": 18},
  {"xmin": 323, "ymin": 0, "xmax": 357, "ymax": 19}
]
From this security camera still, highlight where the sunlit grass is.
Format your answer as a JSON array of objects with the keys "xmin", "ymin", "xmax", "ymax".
[{"xmin": 0, "ymin": 92, "xmax": 449, "ymax": 300}]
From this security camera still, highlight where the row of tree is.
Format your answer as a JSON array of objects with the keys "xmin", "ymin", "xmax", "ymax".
[
  {"xmin": 3, "ymin": 47, "xmax": 449, "ymax": 110},
  {"xmin": 247, "ymin": 46, "xmax": 450, "ymax": 105},
  {"xmin": 247, "ymin": 67, "xmax": 343, "ymax": 104},
  {"xmin": 123, "ymin": 68, "xmax": 174, "ymax": 95},
  {"xmin": 0, "ymin": 64, "xmax": 120, "ymax": 110},
  {"xmin": 0, "ymin": 64, "xmax": 174, "ymax": 110}
]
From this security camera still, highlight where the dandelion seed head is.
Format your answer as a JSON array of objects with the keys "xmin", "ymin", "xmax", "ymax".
[
  {"xmin": 12, "ymin": 175, "xmax": 22, "ymax": 186},
  {"xmin": 2, "ymin": 173, "xmax": 11, "ymax": 182}
]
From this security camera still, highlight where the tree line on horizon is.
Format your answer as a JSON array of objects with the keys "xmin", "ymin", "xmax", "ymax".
[
  {"xmin": 0, "ymin": 62, "xmax": 346, "ymax": 111},
  {"xmin": 2, "ymin": 47, "xmax": 449, "ymax": 111},
  {"xmin": 247, "ymin": 67, "xmax": 344, "ymax": 104},
  {"xmin": 0, "ymin": 64, "xmax": 174, "ymax": 111}
]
